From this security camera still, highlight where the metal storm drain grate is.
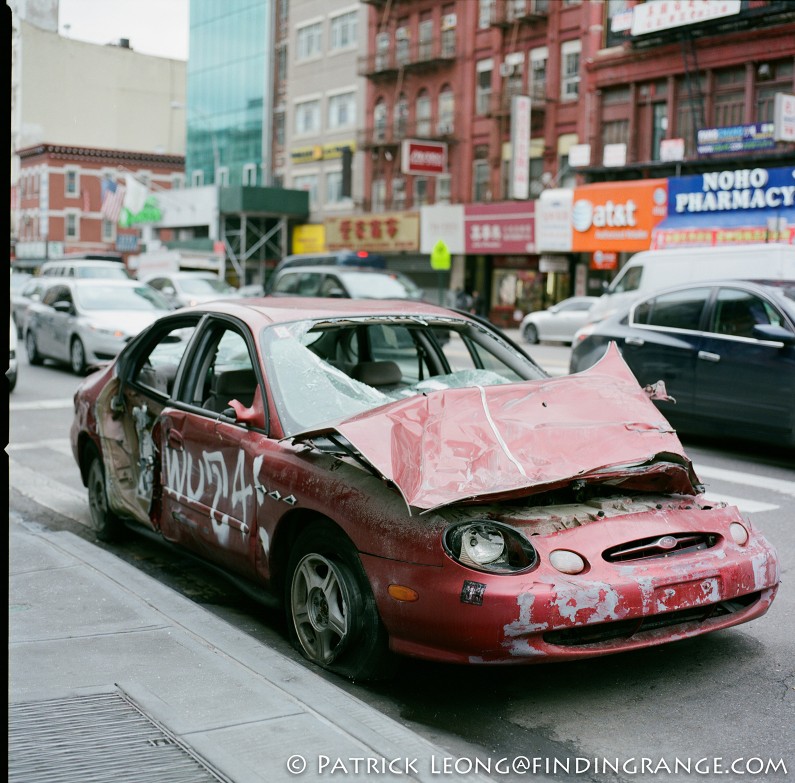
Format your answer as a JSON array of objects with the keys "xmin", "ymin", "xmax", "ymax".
[{"xmin": 9, "ymin": 691, "xmax": 231, "ymax": 783}]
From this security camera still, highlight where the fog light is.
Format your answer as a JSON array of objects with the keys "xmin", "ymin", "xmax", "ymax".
[
  {"xmin": 549, "ymin": 549, "xmax": 586, "ymax": 574},
  {"xmin": 730, "ymin": 522, "xmax": 749, "ymax": 546}
]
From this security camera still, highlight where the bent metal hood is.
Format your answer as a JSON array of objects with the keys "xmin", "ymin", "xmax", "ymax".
[{"xmin": 294, "ymin": 344, "xmax": 700, "ymax": 511}]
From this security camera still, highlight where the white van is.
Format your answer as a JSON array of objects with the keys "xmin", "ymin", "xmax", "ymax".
[{"xmin": 588, "ymin": 243, "xmax": 795, "ymax": 323}]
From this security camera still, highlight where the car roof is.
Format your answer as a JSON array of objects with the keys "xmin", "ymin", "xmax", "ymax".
[
  {"xmin": 143, "ymin": 271, "xmax": 218, "ymax": 279},
  {"xmin": 178, "ymin": 296, "xmax": 463, "ymax": 326},
  {"xmin": 274, "ymin": 266, "xmax": 400, "ymax": 275}
]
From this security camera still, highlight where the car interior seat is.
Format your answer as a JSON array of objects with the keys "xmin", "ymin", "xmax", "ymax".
[
  {"xmin": 204, "ymin": 368, "xmax": 257, "ymax": 412},
  {"xmin": 350, "ymin": 360, "xmax": 402, "ymax": 388}
]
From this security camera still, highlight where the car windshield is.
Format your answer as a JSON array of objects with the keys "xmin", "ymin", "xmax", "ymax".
[
  {"xmin": 75, "ymin": 284, "xmax": 172, "ymax": 311},
  {"xmin": 337, "ymin": 271, "xmax": 423, "ymax": 299},
  {"xmin": 261, "ymin": 316, "xmax": 545, "ymax": 435},
  {"xmin": 75, "ymin": 265, "xmax": 130, "ymax": 279},
  {"xmin": 180, "ymin": 277, "xmax": 234, "ymax": 295}
]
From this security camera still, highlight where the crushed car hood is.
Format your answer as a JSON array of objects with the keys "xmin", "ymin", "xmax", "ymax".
[{"xmin": 294, "ymin": 343, "xmax": 700, "ymax": 511}]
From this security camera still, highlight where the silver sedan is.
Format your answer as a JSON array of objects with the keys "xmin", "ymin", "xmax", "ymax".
[{"xmin": 519, "ymin": 296, "xmax": 599, "ymax": 345}]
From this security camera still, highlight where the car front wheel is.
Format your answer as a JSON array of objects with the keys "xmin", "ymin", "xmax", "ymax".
[
  {"xmin": 286, "ymin": 523, "xmax": 395, "ymax": 681},
  {"xmin": 86, "ymin": 448, "xmax": 123, "ymax": 542},
  {"xmin": 70, "ymin": 338, "xmax": 86, "ymax": 375},
  {"xmin": 523, "ymin": 323, "xmax": 539, "ymax": 344},
  {"xmin": 26, "ymin": 330, "xmax": 43, "ymax": 365}
]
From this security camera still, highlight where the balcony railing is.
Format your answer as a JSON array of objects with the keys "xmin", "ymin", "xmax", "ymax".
[
  {"xmin": 358, "ymin": 37, "xmax": 456, "ymax": 78},
  {"xmin": 358, "ymin": 119, "xmax": 458, "ymax": 149},
  {"xmin": 486, "ymin": 87, "xmax": 547, "ymax": 117},
  {"xmin": 488, "ymin": 0, "xmax": 549, "ymax": 27}
]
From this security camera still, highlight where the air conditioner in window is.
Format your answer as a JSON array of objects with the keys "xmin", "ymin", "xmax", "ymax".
[
  {"xmin": 396, "ymin": 28, "xmax": 408, "ymax": 40},
  {"xmin": 442, "ymin": 13, "xmax": 457, "ymax": 30},
  {"xmin": 499, "ymin": 62, "xmax": 515, "ymax": 78},
  {"xmin": 436, "ymin": 122, "xmax": 454, "ymax": 135}
]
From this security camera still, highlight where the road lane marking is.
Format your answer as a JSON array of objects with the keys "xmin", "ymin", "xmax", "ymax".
[
  {"xmin": 10, "ymin": 398, "xmax": 74, "ymax": 411},
  {"xmin": 701, "ymin": 492, "xmax": 779, "ymax": 514},
  {"xmin": 697, "ymin": 465, "xmax": 795, "ymax": 499},
  {"xmin": 7, "ymin": 437, "xmax": 74, "ymax": 456}
]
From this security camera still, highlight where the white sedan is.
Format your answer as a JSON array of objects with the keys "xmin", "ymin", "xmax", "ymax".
[{"xmin": 519, "ymin": 296, "xmax": 599, "ymax": 344}]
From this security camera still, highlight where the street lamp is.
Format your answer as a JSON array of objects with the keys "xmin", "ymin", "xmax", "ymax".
[{"xmin": 170, "ymin": 101, "xmax": 221, "ymax": 184}]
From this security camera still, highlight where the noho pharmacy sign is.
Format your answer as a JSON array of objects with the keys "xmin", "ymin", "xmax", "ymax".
[{"xmin": 401, "ymin": 140, "xmax": 447, "ymax": 176}]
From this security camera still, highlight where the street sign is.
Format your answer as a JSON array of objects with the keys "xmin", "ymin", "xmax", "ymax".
[{"xmin": 430, "ymin": 239, "xmax": 451, "ymax": 270}]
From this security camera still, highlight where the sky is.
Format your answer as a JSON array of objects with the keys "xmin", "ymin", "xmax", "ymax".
[{"xmin": 57, "ymin": 0, "xmax": 189, "ymax": 60}]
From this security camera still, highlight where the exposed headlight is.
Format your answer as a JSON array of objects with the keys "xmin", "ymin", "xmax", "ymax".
[
  {"xmin": 88, "ymin": 325, "xmax": 127, "ymax": 338},
  {"xmin": 549, "ymin": 549, "xmax": 587, "ymax": 575},
  {"xmin": 729, "ymin": 522, "xmax": 749, "ymax": 546},
  {"xmin": 444, "ymin": 520, "xmax": 536, "ymax": 574}
]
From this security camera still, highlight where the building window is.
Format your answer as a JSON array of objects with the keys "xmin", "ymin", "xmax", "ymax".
[
  {"xmin": 530, "ymin": 47, "xmax": 547, "ymax": 101},
  {"xmin": 276, "ymin": 45, "xmax": 287, "ymax": 83},
  {"xmin": 713, "ymin": 66, "xmax": 745, "ymax": 128},
  {"xmin": 326, "ymin": 170, "xmax": 344, "ymax": 203},
  {"xmin": 243, "ymin": 164, "xmax": 257, "ymax": 186},
  {"xmin": 328, "ymin": 91, "xmax": 356, "ymax": 130},
  {"xmin": 441, "ymin": 8, "xmax": 456, "ymax": 57},
  {"xmin": 414, "ymin": 177, "xmax": 428, "ymax": 207},
  {"xmin": 602, "ymin": 119, "xmax": 629, "ymax": 147},
  {"xmin": 65, "ymin": 211, "xmax": 79, "ymax": 240},
  {"xmin": 392, "ymin": 177, "xmax": 406, "ymax": 210},
  {"xmin": 757, "ymin": 60, "xmax": 793, "ymax": 121},
  {"xmin": 438, "ymin": 86, "xmax": 454, "ymax": 134},
  {"xmin": 394, "ymin": 94, "xmax": 409, "ymax": 139},
  {"xmin": 651, "ymin": 103, "xmax": 667, "ymax": 162},
  {"xmin": 274, "ymin": 110, "xmax": 285, "ymax": 146},
  {"xmin": 102, "ymin": 218, "xmax": 115, "ymax": 242},
  {"xmin": 396, "ymin": 22, "xmax": 410, "ymax": 66},
  {"xmin": 476, "ymin": 59, "xmax": 493, "ymax": 115},
  {"xmin": 416, "ymin": 91, "xmax": 432, "ymax": 137},
  {"xmin": 372, "ymin": 178, "xmax": 386, "ymax": 212},
  {"xmin": 293, "ymin": 173, "xmax": 319, "ymax": 207},
  {"xmin": 473, "ymin": 159, "xmax": 490, "ymax": 201},
  {"xmin": 65, "ymin": 167, "xmax": 79, "ymax": 197},
  {"xmin": 295, "ymin": 98, "xmax": 321, "ymax": 135},
  {"xmin": 192, "ymin": 169, "xmax": 205, "ymax": 187},
  {"xmin": 479, "ymin": 0, "xmax": 495, "ymax": 28},
  {"xmin": 418, "ymin": 18, "xmax": 433, "ymax": 61},
  {"xmin": 437, "ymin": 174, "xmax": 451, "ymax": 204},
  {"xmin": 170, "ymin": 173, "xmax": 185, "ymax": 189},
  {"xmin": 330, "ymin": 10, "xmax": 357, "ymax": 51},
  {"xmin": 374, "ymin": 99, "xmax": 388, "ymax": 142},
  {"xmin": 375, "ymin": 32, "xmax": 390, "ymax": 70},
  {"xmin": 296, "ymin": 21, "xmax": 323, "ymax": 62},
  {"xmin": 560, "ymin": 40, "xmax": 581, "ymax": 101}
]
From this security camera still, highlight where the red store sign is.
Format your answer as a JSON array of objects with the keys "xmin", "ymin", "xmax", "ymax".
[
  {"xmin": 464, "ymin": 202, "xmax": 535, "ymax": 254},
  {"xmin": 401, "ymin": 139, "xmax": 448, "ymax": 176}
]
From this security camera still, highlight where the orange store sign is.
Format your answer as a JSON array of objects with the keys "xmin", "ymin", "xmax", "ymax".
[
  {"xmin": 325, "ymin": 212, "xmax": 420, "ymax": 252},
  {"xmin": 571, "ymin": 180, "xmax": 668, "ymax": 252}
]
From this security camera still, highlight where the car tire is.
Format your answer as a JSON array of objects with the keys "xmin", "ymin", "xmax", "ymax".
[
  {"xmin": 286, "ymin": 523, "xmax": 396, "ymax": 681},
  {"xmin": 26, "ymin": 329, "xmax": 43, "ymax": 365},
  {"xmin": 85, "ymin": 447, "xmax": 124, "ymax": 543},
  {"xmin": 8, "ymin": 368, "xmax": 17, "ymax": 392},
  {"xmin": 523, "ymin": 323, "xmax": 539, "ymax": 344},
  {"xmin": 70, "ymin": 337, "xmax": 87, "ymax": 375}
]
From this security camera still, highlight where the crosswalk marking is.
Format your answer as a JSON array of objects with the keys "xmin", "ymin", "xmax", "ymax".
[
  {"xmin": 696, "ymin": 465, "xmax": 795, "ymax": 499},
  {"xmin": 700, "ymin": 492, "xmax": 779, "ymax": 515},
  {"xmin": 10, "ymin": 398, "xmax": 74, "ymax": 412}
]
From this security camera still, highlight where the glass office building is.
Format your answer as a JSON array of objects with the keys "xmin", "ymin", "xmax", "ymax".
[{"xmin": 186, "ymin": 0, "xmax": 274, "ymax": 187}]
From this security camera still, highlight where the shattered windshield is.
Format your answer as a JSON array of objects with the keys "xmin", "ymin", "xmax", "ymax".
[{"xmin": 261, "ymin": 316, "xmax": 546, "ymax": 436}]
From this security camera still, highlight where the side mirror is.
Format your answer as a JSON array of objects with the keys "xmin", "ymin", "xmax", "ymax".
[
  {"xmin": 52, "ymin": 301, "xmax": 72, "ymax": 313},
  {"xmin": 162, "ymin": 286, "xmax": 176, "ymax": 297}
]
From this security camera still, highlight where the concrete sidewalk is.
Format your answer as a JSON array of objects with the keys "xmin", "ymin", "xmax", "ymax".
[{"xmin": 9, "ymin": 513, "xmax": 495, "ymax": 783}]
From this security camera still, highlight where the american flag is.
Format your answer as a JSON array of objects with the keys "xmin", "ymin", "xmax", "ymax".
[{"xmin": 101, "ymin": 178, "xmax": 127, "ymax": 224}]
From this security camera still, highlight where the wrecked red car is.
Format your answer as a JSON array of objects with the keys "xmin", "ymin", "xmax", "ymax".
[{"xmin": 70, "ymin": 298, "xmax": 779, "ymax": 680}]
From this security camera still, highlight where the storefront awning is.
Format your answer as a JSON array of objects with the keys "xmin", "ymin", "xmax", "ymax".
[{"xmin": 651, "ymin": 209, "xmax": 795, "ymax": 249}]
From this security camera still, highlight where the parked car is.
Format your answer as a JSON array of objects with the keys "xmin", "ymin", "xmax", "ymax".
[
  {"xmin": 570, "ymin": 279, "xmax": 795, "ymax": 448},
  {"xmin": 25, "ymin": 279, "xmax": 173, "ymax": 374},
  {"xmin": 268, "ymin": 265, "xmax": 423, "ymax": 300},
  {"xmin": 70, "ymin": 297, "xmax": 779, "ymax": 680},
  {"xmin": 39, "ymin": 258, "xmax": 131, "ymax": 279},
  {"xmin": 12, "ymin": 276, "xmax": 58, "ymax": 337},
  {"xmin": 519, "ymin": 296, "xmax": 599, "ymax": 344},
  {"xmin": 142, "ymin": 271, "xmax": 239, "ymax": 308},
  {"xmin": 8, "ymin": 316, "xmax": 18, "ymax": 392}
]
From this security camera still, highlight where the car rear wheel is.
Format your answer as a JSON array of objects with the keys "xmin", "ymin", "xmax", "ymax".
[
  {"xmin": 86, "ymin": 447, "xmax": 123, "ymax": 542},
  {"xmin": 286, "ymin": 523, "xmax": 395, "ymax": 681},
  {"xmin": 523, "ymin": 323, "xmax": 539, "ymax": 344},
  {"xmin": 70, "ymin": 338, "xmax": 86, "ymax": 375},
  {"xmin": 26, "ymin": 330, "xmax": 43, "ymax": 365}
]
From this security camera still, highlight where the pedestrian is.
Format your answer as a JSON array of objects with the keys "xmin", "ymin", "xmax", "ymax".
[
  {"xmin": 455, "ymin": 287, "xmax": 472, "ymax": 311},
  {"xmin": 470, "ymin": 290, "xmax": 486, "ymax": 318}
]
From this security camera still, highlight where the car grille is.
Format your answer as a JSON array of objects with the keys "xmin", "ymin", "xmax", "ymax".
[
  {"xmin": 543, "ymin": 592, "xmax": 761, "ymax": 647},
  {"xmin": 603, "ymin": 532, "xmax": 717, "ymax": 563}
]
